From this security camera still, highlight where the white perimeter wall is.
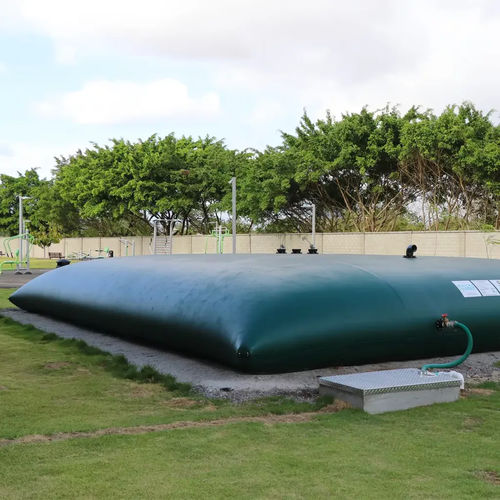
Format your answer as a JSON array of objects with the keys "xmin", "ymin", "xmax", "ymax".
[{"xmin": 2, "ymin": 231, "xmax": 500, "ymax": 259}]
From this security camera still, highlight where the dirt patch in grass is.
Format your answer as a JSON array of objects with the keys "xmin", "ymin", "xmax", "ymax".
[
  {"xmin": 475, "ymin": 470, "xmax": 500, "ymax": 486},
  {"xmin": 0, "ymin": 404, "xmax": 348, "ymax": 447},
  {"xmin": 44, "ymin": 362, "xmax": 72, "ymax": 370},
  {"xmin": 466, "ymin": 388, "xmax": 495, "ymax": 396},
  {"xmin": 201, "ymin": 403, "xmax": 217, "ymax": 412},
  {"xmin": 463, "ymin": 416, "xmax": 483, "ymax": 431},
  {"xmin": 318, "ymin": 400, "xmax": 351, "ymax": 413},
  {"xmin": 129, "ymin": 383, "xmax": 162, "ymax": 398},
  {"xmin": 0, "ymin": 385, "xmax": 7, "ymax": 391},
  {"xmin": 165, "ymin": 397, "xmax": 201, "ymax": 409}
]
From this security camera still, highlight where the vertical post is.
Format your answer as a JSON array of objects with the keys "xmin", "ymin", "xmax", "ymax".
[
  {"xmin": 153, "ymin": 221, "xmax": 157, "ymax": 255},
  {"xmin": 230, "ymin": 177, "xmax": 236, "ymax": 254},
  {"xmin": 18, "ymin": 196, "xmax": 23, "ymax": 269},
  {"xmin": 169, "ymin": 219, "xmax": 174, "ymax": 255},
  {"xmin": 25, "ymin": 225, "xmax": 31, "ymax": 274},
  {"xmin": 311, "ymin": 203, "xmax": 316, "ymax": 248}
]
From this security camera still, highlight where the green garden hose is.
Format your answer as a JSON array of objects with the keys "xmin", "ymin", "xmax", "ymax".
[{"xmin": 421, "ymin": 321, "xmax": 473, "ymax": 372}]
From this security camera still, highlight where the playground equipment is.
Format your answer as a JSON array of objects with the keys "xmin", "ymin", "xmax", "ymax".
[
  {"xmin": 67, "ymin": 248, "xmax": 112, "ymax": 260},
  {"xmin": 0, "ymin": 232, "xmax": 34, "ymax": 274},
  {"xmin": 152, "ymin": 219, "xmax": 179, "ymax": 255},
  {"xmin": 0, "ymin": 195, "xmax": 34, "ymax": 275},
  {"xmin": 205, "ymin": 223, "xmax": 229, "ymax": 254},
  {"xmin": 484, "ymin": 234, "xmax": 500, "ymax": 258},
  {"xmin": 94, "ymin": 247, "xmax": 113, "ymax": 258},
  {"xmin": 119, "ymin": 238, "xmax": 136, "ymax": 256},
  {"xmin": 67, "ymin": 251, "xmax": 91, "ymax": 260},
  {"xmin": 10, "ymin": 253, "xmax": 500, "ymax": 373}
]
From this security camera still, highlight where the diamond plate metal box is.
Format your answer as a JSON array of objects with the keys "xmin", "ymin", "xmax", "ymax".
[{"xmin": 319, "ymin": 368, "xmax": 461, "ymax": 414}]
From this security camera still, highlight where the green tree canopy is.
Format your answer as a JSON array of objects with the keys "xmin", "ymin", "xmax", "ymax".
[{"xmin": 2, "ymin": 103, "xmax": 499, "ymax": 238}]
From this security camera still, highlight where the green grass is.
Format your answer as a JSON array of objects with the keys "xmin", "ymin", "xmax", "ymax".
[
  {"xmin": 0, "ymin": 288, "xmax": 15, "ymax": 309},
  {"xmin": 0, "ymin": 317, "xmax": 499, "ymax": 498},
  {"xmin": 0, "ymin": 257, "xmax": 60, "ymax": 270},
  {"xmin": 0, "ymin": 317, "xmax": 326, "ymax": 439}
]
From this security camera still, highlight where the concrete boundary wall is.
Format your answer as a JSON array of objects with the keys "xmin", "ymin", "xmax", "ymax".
[{"xmin": 2, "ymin": 231, "xmax": 500, "ymax": 259}]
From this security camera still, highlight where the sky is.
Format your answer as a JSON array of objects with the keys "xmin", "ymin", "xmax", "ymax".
[{"xmin": 1, "ymin": 0, "xmax": 499, "ymax": 179}]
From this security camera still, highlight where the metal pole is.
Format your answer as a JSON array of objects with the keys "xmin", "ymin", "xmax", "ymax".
[
  {"xmin": 230, "ymin": 177, "xmax": 236, "ymax": 254},
  {"xmin": 169, "ymin": 219, "xmax": 174, "ymax": 255},
  {"xmin": 25, "ymin": 224, "xmax": 31, "ymax": 274},
  {"xmin": 18, "ymin": 196, "xmax": 23, "ymax": 269},
  {"xmin": 312, "ymin": 203, "xmax": 316, "ymax": 248},
  {"xmin": 153, "ymin": 222, "xmax": 157, "ymax": 255}
]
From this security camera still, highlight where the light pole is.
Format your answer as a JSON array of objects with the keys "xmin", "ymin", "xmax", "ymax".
[
  {"xmin": 229, "ymin": 177, "xmax": 236, "ymax": 254},
  {"xmin": 18, "ymin": 195, "xmax": 30, "ymax": 267},
  {"xmin": 303, "ymin": 203, "xmax": 317, "ymax": 253},
  {"xmin": 311, "ymin": 203, "xmax": 316, "ymax": 249}
]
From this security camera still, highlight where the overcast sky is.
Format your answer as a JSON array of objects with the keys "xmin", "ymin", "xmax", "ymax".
[{"xmin": 1, "ymin": 0, "xmax": 499, "ymax": 179}]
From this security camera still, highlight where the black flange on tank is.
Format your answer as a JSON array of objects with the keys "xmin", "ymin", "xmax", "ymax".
[{"xmin": 404, "ymin": 244, "xmax": 417, "ymax": 258}]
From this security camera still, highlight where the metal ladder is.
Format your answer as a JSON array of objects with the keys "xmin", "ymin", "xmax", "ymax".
[
  {"xmin": 153, "ymin": 235, "xmax": 172, "ymax": 255},
  {"xmin": 152, "ymin": 220, "xmax": 178, "ymax": 255}
]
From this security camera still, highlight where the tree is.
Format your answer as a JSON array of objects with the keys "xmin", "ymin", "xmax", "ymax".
[
  {"xmin": 0, "ymin": 169, "xmax": 63, "ymax": 247},
  {"xmin": 240, "ymin": 108, "xmax": 413, "ymax": 232},
  {"xmin": 399, "ymin": 103, "xmax": 500, "ymax": 229},
  {"xmin": 51, "ymin": 134, "xmax": 245, "ymax": 236}
]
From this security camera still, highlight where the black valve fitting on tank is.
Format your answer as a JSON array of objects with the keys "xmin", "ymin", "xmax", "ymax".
[{"xmin": 435, "ymin": 313, "xmax": 456, "ymax": 329}]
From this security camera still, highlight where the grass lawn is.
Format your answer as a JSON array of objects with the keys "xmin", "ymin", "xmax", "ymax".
[
  {"xmin": 0, "ymin": 257, "xmax": 59, "ymax": 271},
  {"xmin": 0, "ymin": 288, "xmax": 15, "ymax": 308},
  {"xmin": 0, "ymin": 316, "xmax": 499, "ymax": 498}
]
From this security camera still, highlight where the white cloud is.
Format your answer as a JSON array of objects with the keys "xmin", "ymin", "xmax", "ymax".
[
  {"xmin": 0, "ymin": 143, "xmax": 14, "ymax": 157},
  {"xmin": 37, "ymin": 79, "xmax": 220, "ymax": 124},
  {"xmin": 54, "ymin": 44, "xmax": 77, "ymax": 64},
  {"xmin": 6, "ymin": 0, "xmax": 500, "ymax": 116},
  {"xmin": 1, "ymin": 0, "xmax": 500, "ymax": 155},
  {"xmin": 9, "ymin": 0, "xmax": 424, "ymax": 79},
  {"xmin": 0, "ymin": 142, "xmax": 78, "ymax": 179},
  {"xmin": 299, "ymin": 2, "xmax": 500, "ymax": 120},
  {"xmin": 248, "ymin": 101, "xmax": 283, "ymax": 124}
]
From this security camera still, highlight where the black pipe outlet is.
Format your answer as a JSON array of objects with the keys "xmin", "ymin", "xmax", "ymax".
[{"xmin": 403, "ymin": 244, "xmax": 417, "ymax": 258}]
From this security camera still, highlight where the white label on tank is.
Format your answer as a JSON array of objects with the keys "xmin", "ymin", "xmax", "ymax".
[
  {"xmin": 471, "ymin": 280, "xmax": 500, "ymax": 296},
  {"xmin": 489, "ymin": 279, "xmax": 500, "ymax": 293},
  {"xmin": 452, "ymin": 281, "xmax": 482, "ymax": 297}
]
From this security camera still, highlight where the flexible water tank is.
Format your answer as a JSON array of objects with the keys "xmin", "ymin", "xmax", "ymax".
[{"xmin": 9, "ymin": 254, "xmax": 500, "ymax": 373}]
